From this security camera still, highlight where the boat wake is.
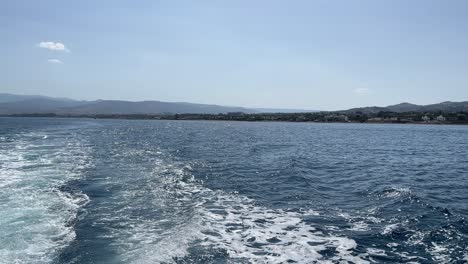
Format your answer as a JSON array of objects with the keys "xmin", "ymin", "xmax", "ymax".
[
  {"xmin": 104, "ymin": 158, "xmax": 370, "ymax": 264},
  {"xmin": 0, "ymin": 131, "xmax": 92, "ymax": 264}
]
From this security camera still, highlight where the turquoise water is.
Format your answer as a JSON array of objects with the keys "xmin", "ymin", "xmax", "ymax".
[{"xmin": 1, "ymin": 117, "xmax": 467, "ymax": 263}]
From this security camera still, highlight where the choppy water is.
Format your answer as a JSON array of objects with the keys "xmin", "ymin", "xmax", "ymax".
[{"xmin": 1, "ymin": 117, "xmax": 467, "ymax": 264}]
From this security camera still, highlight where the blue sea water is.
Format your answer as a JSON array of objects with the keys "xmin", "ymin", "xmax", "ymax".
[{"xmin": 0, "ymin": 117, "xmax": 467, "ymax": 264}]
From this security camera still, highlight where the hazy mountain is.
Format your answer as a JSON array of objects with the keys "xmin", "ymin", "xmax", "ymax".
[
  {"xmin": 0, "ymin": 93, "xmax": 77, "ymax": 104},
  {"xmin": 0, "ymin": 93, "xmax": 40, "ymax": 103},
  {"xmin": 0, "ymin": 93, "xmax": 318, "ymax": 115},
  {"xmin": 343, "ymin": 101, "xmax": 468, "ymax": 114},
  {"xmin": 419, "ymin": 101, "xmax": 468, "ymax": 112},
  {"xmin": 1, "ymin": 93, "xmax": 467, "ymax": 115},
  {"xmin": 61, "ymin": 100, "xmax": 256, "ymax": 115},
  {"xmin": 342, "ymin": 106, "xmax": 387, "ymax": 114},
  {"xmin": 0, "ymin": 95, "xmax": 86, "ymax": 114},
  {"xmin": 0, "ymin": 94, "xmax": 257, "ymax": 115},
  {"xmin": 387, "ymin": 102, "xmax": 422, "ymax": 112}
]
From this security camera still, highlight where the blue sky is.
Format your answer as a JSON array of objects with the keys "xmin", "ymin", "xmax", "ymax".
[{"xmin": 1, "ymin": 0, "xmax": 468, "ymax": 110}]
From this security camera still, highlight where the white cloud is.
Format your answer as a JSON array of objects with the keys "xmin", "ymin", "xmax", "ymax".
[
  {"xmin": 353, "ymin": 88, "xmax": 371, "ymax": 95},
  {"xmin": 47, "ymin": 59, "xmax": 63, "ymax": 64},
  {"xmin": 38, "ymin": 41, "xmax": 69, "ymax": 52}
]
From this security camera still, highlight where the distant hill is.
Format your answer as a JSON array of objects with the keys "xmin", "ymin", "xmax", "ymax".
[
  {"xmin": 0, "ymin": 93, "xmax": 318, "ymax": 115},
  {"xmin": 387, "ymin": 102, "xmax": 422, "ymax": 112},
  {"xmin": 343, "ymin": 101, "xmax": 468, "ymax": 114},
  {"xmin": 0, "ymin": 93, "xmax": 76, "ymax": 104},
  {"xmin": 1, "ymin": 93, "xmax": 467, "ymax": 115},
  {"xmin": 0, "ymin": 93, "xmax": 257, "ymax": 115},
  {"xmin": 418, "ymin": 101, "xmax": 468, "ymax": 112},
  {"xmin": 60, "ymin": 100, "xmax": 256, "ymax": 115},
  {"xmin": 0, "ymin": 98, "xmax": 85, "ymax": 114},
  {"xmin": 0, "ymin": 93, "xmax": 41, "ymax": 103},
  {"xmin": 0, "ymin": 94, "xmax": 87, "ymax": 114}
]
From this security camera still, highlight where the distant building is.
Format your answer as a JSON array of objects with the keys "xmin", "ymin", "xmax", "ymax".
[
  {"xmin": 436, "ymin": 115, "xmax": 446, "ymax": 121},
  {"xmin": 422, "ymin": 115, "xmax": 430, "ymax": 122}
]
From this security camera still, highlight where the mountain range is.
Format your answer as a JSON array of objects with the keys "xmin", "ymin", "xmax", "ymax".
[
  {"xmin": 0, "ymin": 93, "xmax": 315, "ymax": 115},
  {"xmin": 0, "ymin": 93, "xmax": 467, "ymax": 115},
  {"xmin": 343, "ymin": 101, "xmax": 468, "ymax": 114}
]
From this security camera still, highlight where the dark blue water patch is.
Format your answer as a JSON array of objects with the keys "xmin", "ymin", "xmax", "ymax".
[
  {"xmin": 55, "ymin": 168, "xmax": 122, "ymax": 264},
  {"xmin": 171, "ymin": 246, "xmax": 232, "ymax": 264}
]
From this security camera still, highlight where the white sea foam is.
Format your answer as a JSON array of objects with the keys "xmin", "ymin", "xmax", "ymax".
[
  {"xmin": 349, "ymin": 221, "xmax": 370, "ymax": 231},
  {"xmin": 380, "ymin": 187, "xmax": 412, "ymax": 198},
  {"xmin": 108, "ymin": 159, "xmax": 371, "ymax": 264},
  {"xmin": 0, "ymin": 131, "xmax": 92, "ymax": 264},
  {"xmin": 428, "ymin": 242, "xmax": 450, "ymax": 263},
  {"xmin": 382, "ymin": 223, "xmax": 399, "ymax": 235},
  {"xmin": 202, "ymin": 196, "xmax": 369, "ymax": 263},
  {"xmin": 366, "ymin": 248, "xmax": 387, "ymax": 256},
  {"xmin": 338, "ymin": 210, "xmax": 381, "ymax": 233}
]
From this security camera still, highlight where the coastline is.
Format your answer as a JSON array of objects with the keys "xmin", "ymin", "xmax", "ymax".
[{"xmin": 2, "ymin": 113, "xmax": 468, "ymax": 125}]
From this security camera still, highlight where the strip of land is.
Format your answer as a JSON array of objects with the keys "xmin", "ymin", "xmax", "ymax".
[{"xmin": 3, "ymin": 111, "xmax": 468, "ymax": 125}]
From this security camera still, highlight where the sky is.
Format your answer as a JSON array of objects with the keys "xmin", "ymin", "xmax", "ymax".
[{"xmin": 1, "ymin": 0, "xmax": 468, "ymax": 110}]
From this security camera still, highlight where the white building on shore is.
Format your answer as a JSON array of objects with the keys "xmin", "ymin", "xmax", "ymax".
[{"xmin": 436, "ymin": 115, "xmax": 446, "ymax": 121}]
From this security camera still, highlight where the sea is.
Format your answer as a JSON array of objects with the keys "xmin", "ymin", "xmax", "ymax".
[{"xmin": 0, "ymin": 117, "xmax": 467, "ymax": 264}]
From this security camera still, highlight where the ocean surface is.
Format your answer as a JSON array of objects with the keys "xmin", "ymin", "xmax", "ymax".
[{"xmin": 1, "ymin": 117, "xmax": 467, "ymax": 264}]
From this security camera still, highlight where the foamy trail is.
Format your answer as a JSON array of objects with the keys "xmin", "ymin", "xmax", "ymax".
[
  {"xmin": 97, "ymin": 157, "xmax": 370, "ymax": 264},
  {"xmin": 0, "ymin": 130, "xmax": 92, "ymax": 263}
]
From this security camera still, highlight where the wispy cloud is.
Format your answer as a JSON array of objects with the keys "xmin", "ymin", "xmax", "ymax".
[
  {"xmin": 38, "ymin": 41, "xmax": 69, "ymax": 52},
  {"xmin": 47, "ymin": 59, "xmax": 63, "ymax": 64},
  {"xmin": 353, "ymin": 88, "xmax": 371, "ymax": 95}
]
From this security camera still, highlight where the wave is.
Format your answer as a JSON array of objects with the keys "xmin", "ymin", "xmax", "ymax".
[
  {"xmin": 347, "ymin": 186, "xmax": 468, "ymax": 262},
  {"xmin": 96, "ymin": 154, "xmax": 466, "ymax": 263},
  {"xmin": 99, "ymin": 158, "xmax": 370, "ymax": 264},
  {"xmin": 0, "ymin": 131, "xmax": 92, "ymax": 264}
]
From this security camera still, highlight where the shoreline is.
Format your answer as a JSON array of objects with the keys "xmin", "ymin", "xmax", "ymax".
[{"xmin": 2, "ymin": 114, "xmax": 468, "ymax": 126}]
